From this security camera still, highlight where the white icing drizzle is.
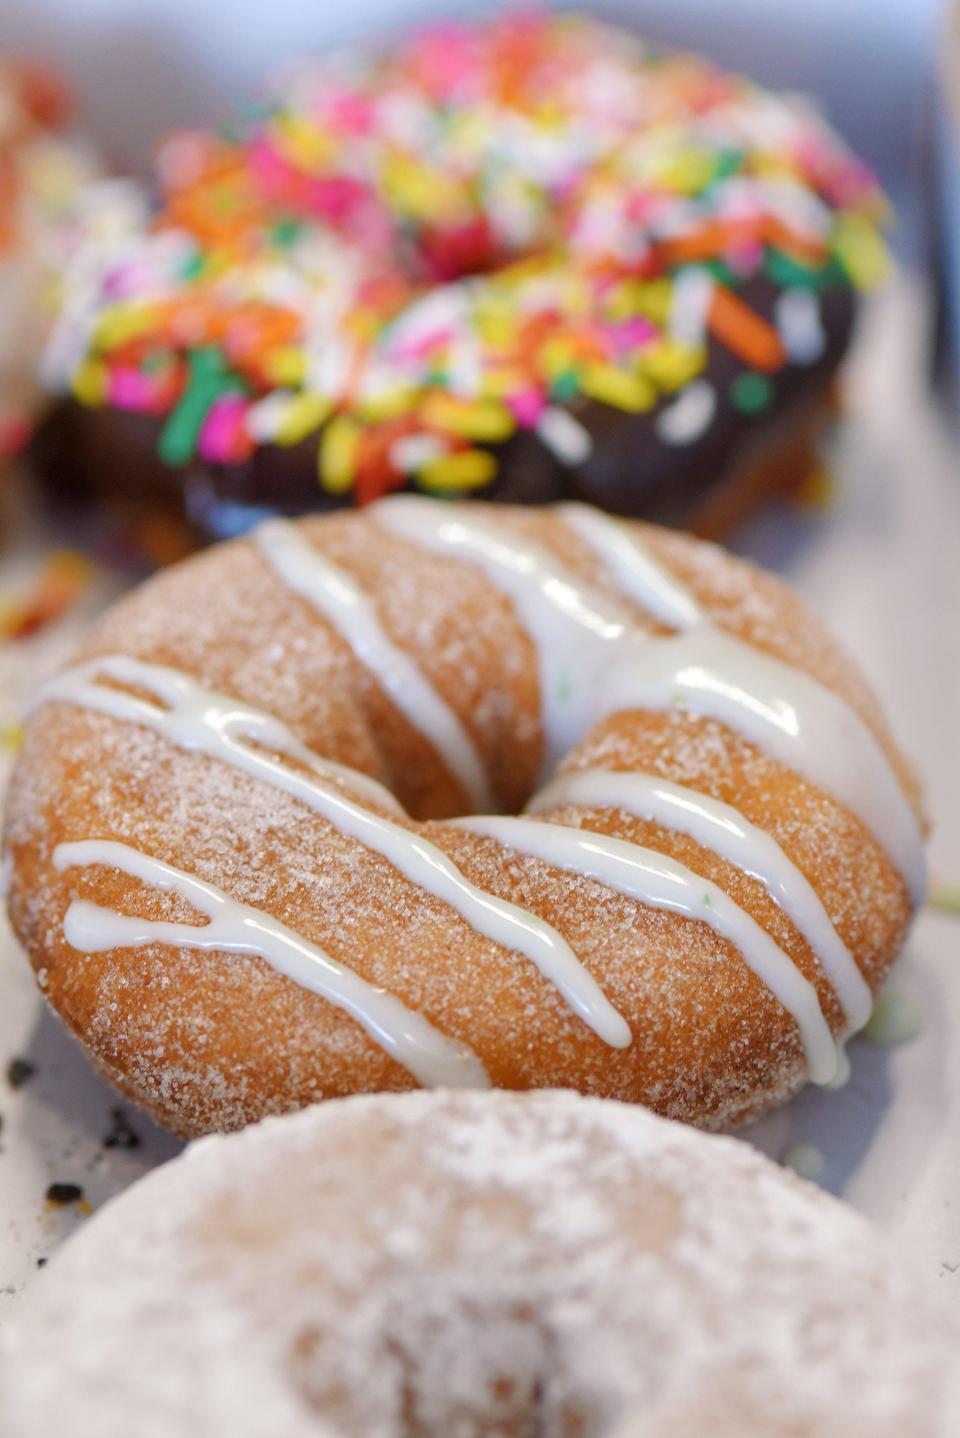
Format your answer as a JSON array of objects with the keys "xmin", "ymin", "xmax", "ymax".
[
  {"xmin": 450, "ymin": 814, "xmax": 839, "ymax": 1083},
  {"xmin": 37, "ymin": 656, "xmax": 630, "ymax": 1050},
  {"xmin": 255, "ymin": 518, "xmax": 495, "ymax": 811},
  {"xmin": 375, "ymin": 495, "xmax": 634, "ymax": 769},
  {"xmin": 558, "ymin": 502, "xmax": 704, "ymax": 631},
  {"xmin": 530, "ymin": 768, "xmax": 871, "ymax": 1033},
  {"xmin": 374, "ymin": 497, "xmax": 925, "ymax": 904},
  {"xmin": 52, "ymin": 839, "xmax": 489, "ymax": 1090},
  {"xmin": 36, "ymin": 499, "xmax": 927, "ymax": 1090},
  {"xmin": 593, "ymin": 627, "xmax": 925, "ymax": 904}
]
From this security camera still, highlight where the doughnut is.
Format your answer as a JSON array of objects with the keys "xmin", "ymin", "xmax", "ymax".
[
  {"xmin": 3, "ymin": 498, "xmax": 925, "ymax": 1136},
  {"xmin": 2, "ymin": 1090, "xmax": 957, "ymax": 1435},
  {"xmin": 32, "ymin": 13, "xmax": 888, "ymax": 544},
  {"xmin": 0, "ymin": 58, "xmax": 109, "ymax": 464}
]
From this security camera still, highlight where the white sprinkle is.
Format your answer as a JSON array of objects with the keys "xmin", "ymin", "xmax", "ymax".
[
  {"xmin": 536, "ymin": 406, "xmax": 593, "ymax": 466},
  {"xmin": 669, "ymin": 267, "xmax": 715, "ymax": 345},
  {"xmin": 656, "ymin": 379, "xmax": 717, "ymax": 445},
  {"xmin": 389, "ymin": 433, "xmax": 449, "ymax": 473},
  {"xmin": 246, "ymin": 391, "xmax": 295, "ymax": 443},
  {"xmin": 776, "ymin": 289, "xmax": 826, "ymax": 365}
]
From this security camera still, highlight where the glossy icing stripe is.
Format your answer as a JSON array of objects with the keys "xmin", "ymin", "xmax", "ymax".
[
  {"xmin": 38, "ymin": 657, "xmax": 630, "ymax": 1049},
  {"xmin": 531, "ymin": 768, "xmax": 871, "ymax": 1032},
  {"xmin": 375, "ymin": 497, "xmax": 924, "ymax": 902},
  {"xmin": 593, "ymin": 628, "xmax": 925, "ymax": 905},
  {"xmin": 557, "ymin": 502, "xmax": 704, "ymax": 630},
  {"xmin": 53, "ymin": 839, "xmax": 489, "ymax": 1089},
  {"xmin": 256, "ymin": 518, "xmax": 495, "ymax": 811},
  {"xmin": 374, "ymin": 495, "xmax": 633, "ymax": 769},
  {"xmin": 450, "ymin": 814, "xmax": 839, "ymax": 1083}
]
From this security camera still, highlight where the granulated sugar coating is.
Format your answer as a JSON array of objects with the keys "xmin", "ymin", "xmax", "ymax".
[
  {"xmin": 1, "ymin": 1091, "xmax": 956, "ymax": 1436},
  {"xmin": 2, "ymin": 502, "xmax": 925, "ymax": 1135}
]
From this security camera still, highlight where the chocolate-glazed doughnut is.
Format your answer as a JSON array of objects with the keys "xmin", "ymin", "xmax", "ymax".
[{"xmin": 32, "ymin": 15, "xmax": 886, "ymax": 545}]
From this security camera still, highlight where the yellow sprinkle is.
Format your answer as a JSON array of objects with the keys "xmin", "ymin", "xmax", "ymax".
[
  {"xmin": 265, "ymin": 347, "xmax": 308, "ymax": 387},
  {"xmin": 318, "ymin": 416, "xmax": 361, "ymax": 494},
  {"xmin": 539, "ymin": 337, "xmax": 579, "ymax": 381},
  {"xmin": 276, "ymin": 393, "xmax": 331, "ymax": 446},
  {"xmin": 640, "ymin": 341, "xmax": 706, "ymax": 393},
  {"xmin": 605, "ymin": 278, "xmax": 673, "ymax": 326},
  {"xmin": 752, "ymin": 154, "xmax": 800, "ymax": 182},
  {"xmin": 418, "ymin": 448, "xmax": 498, "ymax": 492},
  {"xmin": 655, "ymin": 150, "xmax": 715, "ymax": 194},
  {"xmin": 580, "ymin": 364, "xmax": 656, "ymax": 413},
  {"xmin": 93, "ymin": 303, "xmax": 158, "ymax": 351},
  {"xmin": 273, "ymin": 113, "xmax": 335, "ymax": 173},
  {"xmin": 0, "ymin": 722, "xmax": 24, "ymax": 753},
  {"xmin": 382, "ymin": 152, "xmax": 461, "ymax": 223},
  {"xmin": 355, "ymin": 388, "xmax": 417, "ymax": 423},
  {"xmin": 480, "ymin": 366, "xmax": 530, "ymax": 398},
  {"xmin": 420, "ymin": 393, "xmax": 516, "ymax": 442},
  {"xmin": 833, "ymin": 213, "xmax": 891, "ymax": 291},
  {"xmin": 71, "ymin": 359, "xmax": 108, "ymax": 407},
  {"xmin": 475, "ymin": 306, "xmax": 518, "ymax": 347}
]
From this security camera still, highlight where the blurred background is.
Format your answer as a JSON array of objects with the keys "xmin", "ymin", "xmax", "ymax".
[{"xmin": 0, "ymin": 0, "xmax": 944, "ymax": 226}]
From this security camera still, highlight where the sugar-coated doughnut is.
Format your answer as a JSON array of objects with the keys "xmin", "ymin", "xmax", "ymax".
[
  {"xmin": 33, "ymin": 14, "xmax": 887, "ymax": 542},
  {"xmin": 2, "ymin": 1091, "xmax": 957, "ymax": 1436},
  {"xmin": 3, "ymin": 498, "xmax": 924, "ymax": 1135}
]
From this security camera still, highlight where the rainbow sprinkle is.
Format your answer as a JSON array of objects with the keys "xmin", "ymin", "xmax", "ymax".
[{"xmin": 46, "ymin": 13, "xmax": 891, "ymax": 502}]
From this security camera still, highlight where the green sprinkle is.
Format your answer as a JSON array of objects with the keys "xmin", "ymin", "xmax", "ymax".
[
  {"xmin": 272, "ymin": 218, "xmax": 304, "ymax": 248},
  {"xmin": 700, "ymin": 258, "xmax": 739, "ymax": 287},
  {"xmin": 550, "ymin": 370, "xmax": 580, "ymax": 403},
  {"xmin": 158, "ymin": 347, "xmax": 245, "ymax": 467},
  {"xmin": 179, "ymin": 251, "xmax": 206, "ymax": 283},
  {"xmin": 730, "ymin": 372, "xmax": 774, "ymax": 414},
  {"xmin": 764, "ymin": 248, "xmax": 844, "ymax": 292},
  {"xmin": 711, "ymin": 148, "xmax": 744, "ymax": 183}
]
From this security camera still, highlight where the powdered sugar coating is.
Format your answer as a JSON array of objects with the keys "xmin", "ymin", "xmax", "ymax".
[
  {"xmin": 2, "ymin": 504, "xmax": 924, "ymax": 1134},
  {"xmin": 1, "ymin": 1091, "xmax": 956, "ymax": 1436}
]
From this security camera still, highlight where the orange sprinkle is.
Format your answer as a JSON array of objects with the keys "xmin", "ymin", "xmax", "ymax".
[
  {"xmin": 708, "ymin": 287, "xmax": 785, "ymax": 372},
  {"xmin": 0, "ymin": 551, "xmax": 93, "ymax": 641},
  {"xmin": 760, "ymin": 217, "xmax": 829, "ymax": 266}
]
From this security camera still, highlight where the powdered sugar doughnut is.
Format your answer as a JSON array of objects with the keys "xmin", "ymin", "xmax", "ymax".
[
  {"xmin": 1, "ymin": 1090, "xmax": 956, "ymax": 1436},
  {"xmin": 2, "ymin": 498, "xmax": 925, "ymax": 1135}
]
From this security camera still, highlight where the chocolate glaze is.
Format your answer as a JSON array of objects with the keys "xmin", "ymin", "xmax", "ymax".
[{"xmin": 29, "ymin": 277, "xmax": 854, "ymax": 544}]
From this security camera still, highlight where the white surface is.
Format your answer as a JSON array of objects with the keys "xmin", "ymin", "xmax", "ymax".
[{"xmin": 0, "ymin": 276, "xmax": 958, "ymax": 1311}]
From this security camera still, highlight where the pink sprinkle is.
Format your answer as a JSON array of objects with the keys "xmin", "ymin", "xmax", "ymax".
[
  {"xmin": 328, "ymin": 91, "xmax": 375, "ymax": 136},
  {"xmin": 610, "ymin": 317, "xmax": 657, "ymax": 353},
  {"xmin": 391, "ymin": 328, "xmax": 454, "ymax": 362},
  {"xmin": 726, "ymin": 241, "xmax": 764, "ymax": 276},
  {"xmin": 109, "ymin": 367, "xmax": 159, "ymax": 412},
  {"xmin": 508, "ymin": 388, "xmax": 547, "ymax": 427},
  {"xmin": 198, "ymin": 394, "xmax": 253, "ymax": 464},
  {"xmin": 408, "ymin": 26, "xmax": 477, "ymax": 100}
]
